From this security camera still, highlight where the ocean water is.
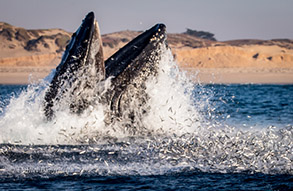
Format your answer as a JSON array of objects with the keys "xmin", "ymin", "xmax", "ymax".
[
  {"xmin": 0, "ymin": 84, "xmax": 292, "ymax": 190},
  {"xmin": 0, "ymin": 50, "xmax": 292, "ymax": 190}
]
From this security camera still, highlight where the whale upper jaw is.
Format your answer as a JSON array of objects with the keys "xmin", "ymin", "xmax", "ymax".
[{"xmin": 105, "ymin": 23, "xmax": 167, "ymax": 79}]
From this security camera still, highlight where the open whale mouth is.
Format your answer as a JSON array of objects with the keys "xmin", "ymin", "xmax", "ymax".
[
  {"xmin": 43, "ymin": 11, "xmax": 167, "ymax": 121},
  {"xmin": 105, "ymin": 23, "xmax": 166, "ymax": 78}
]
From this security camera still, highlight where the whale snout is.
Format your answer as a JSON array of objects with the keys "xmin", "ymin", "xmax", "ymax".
[{"xmin": 155, "ymin": 23, "xmax": 166, "ymax": 31}]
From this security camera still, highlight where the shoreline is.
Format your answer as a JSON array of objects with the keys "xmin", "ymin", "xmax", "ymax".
[
  {"xmin": 1, "ymin": 67, "xmax": 293, "ymax": 85},
  {"xmin": 184, "ymin": 68, "xmax": 293, "ymax": 84},
  {"xmin": 0, "ymin": 67, "xmax": 51, "ymax": 85}
]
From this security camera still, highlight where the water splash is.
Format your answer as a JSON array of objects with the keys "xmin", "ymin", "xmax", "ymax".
[
  {"xmin": 0, "ymin": 46, "xmax": 198, "ymax": 144},
  {"xmin": 0, "ymin": 48, "xmax": 292, "ymax": 178}
]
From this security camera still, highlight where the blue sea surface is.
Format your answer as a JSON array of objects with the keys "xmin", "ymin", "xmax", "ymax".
[
  {"xmin": 197, "ymin": 84, "xmax": 293, "ymax": 128},
  {"xmin": 0, "ymin": 84, "xmax": 292, "ymax": 190}
]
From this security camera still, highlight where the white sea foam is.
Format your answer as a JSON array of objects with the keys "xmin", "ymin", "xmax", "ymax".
[{"xmin": 143, "ymin": 47, "xmax": 201, "ymax": 135}]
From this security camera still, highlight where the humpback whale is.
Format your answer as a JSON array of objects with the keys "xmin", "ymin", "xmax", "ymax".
[
  {"xmin": 43, "ymin": 12, "xmax": 167, "ymax": 124},
  {"xmin": 104, "ymin": 23, "xmax": 166, "ymax": 124},
  {"xmin": 43, "ymin": 12, "xmax": 104, "ymax": 119}
]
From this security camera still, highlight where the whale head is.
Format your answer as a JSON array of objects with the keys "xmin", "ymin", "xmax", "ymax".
[
  {"xmin": 44, "ymin": 12, "xmax": 104, "ymax": 120},
  {"xmin": 105, "ymin": 23, "xmax": 166, "ymax": 78},
  {"xmin": 104, "ymin": 23, "xmax": 168, "ymax": 123}
]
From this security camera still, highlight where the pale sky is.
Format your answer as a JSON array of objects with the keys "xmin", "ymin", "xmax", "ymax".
[{"xmin": 0, "ymin": 0, "xmax": 292, "ymax": 41}]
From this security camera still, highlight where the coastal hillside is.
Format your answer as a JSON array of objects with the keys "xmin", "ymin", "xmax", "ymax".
[{"xmin": 0, "ymin": 22, "xmax": 293, "ymax": 84}]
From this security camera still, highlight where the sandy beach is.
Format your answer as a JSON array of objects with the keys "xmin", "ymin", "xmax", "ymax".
[
  {"xmin": 184, "ymin": 68, "xmax": 293, "ymax": 84},
  {"xmin": 1, "ymin": 67, "xmax": 293, "ymax": 85},
  {"xmin": 0, "ymin": 67, "xmax": 51, "ymax": 84}
]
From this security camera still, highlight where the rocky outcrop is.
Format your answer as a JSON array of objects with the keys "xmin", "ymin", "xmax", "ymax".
[{"xmin": 0, "ymin": 22, "xmax": 71, "ymax": 57}]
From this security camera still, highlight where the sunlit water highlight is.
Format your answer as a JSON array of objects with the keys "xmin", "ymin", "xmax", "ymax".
[{"xmin": 0, "ymin": 49, "xmax": 292, "ymax": 190}]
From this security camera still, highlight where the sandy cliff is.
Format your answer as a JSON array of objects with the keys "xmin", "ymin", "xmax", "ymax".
[
  {"xmin": 173, "ymin": 45, "xmax": 293, "ymax": 84},
  {"xmin": 0, "ymin": 22, "xmax": 293, "ymax": 84}
]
